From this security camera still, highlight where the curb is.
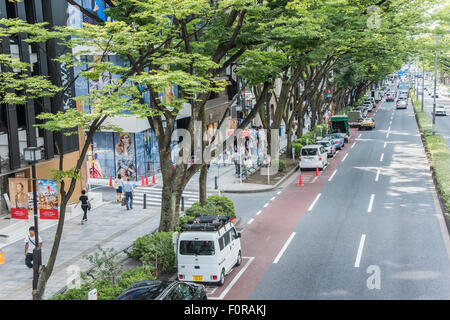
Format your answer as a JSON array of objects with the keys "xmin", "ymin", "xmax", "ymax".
[{"xmin": 220, "ymin": 164, "xmax": 299, "ymax": 194}]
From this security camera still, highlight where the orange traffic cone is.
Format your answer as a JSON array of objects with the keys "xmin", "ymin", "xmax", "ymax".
[
  {"xmin": 145, "ymin": 175, "xmax": 149, "ymax": 186},
  {"xmin": 174, "ymin": 165, "xmax": 176, "ymax": 170},
  {"xmin": 141, "ymin": 176, "xmax": 145, "ymax": 186},
  {"xmin": 152, "ymin": 173, "xmax": 156, "ymax": 184},
  {"xmin": 190, "ymin": 159, "xmax": 193, "ymax": 167},
  {"xmin": 109, "ymin": 176, "xmax": 112, "ymax": 187},
  {"xmin": 299, "ymin": 174, "xmax": 303, "ymax": 186},
  {"xmin": 316, "ymin": 167, "xmax": 320, "ymax": 176}
]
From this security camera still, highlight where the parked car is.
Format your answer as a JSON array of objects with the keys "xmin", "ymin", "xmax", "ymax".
[
  {"xmin": 316, "ymin": 139, "xmax": 336, "ymax": 158},
  {"xmin": 359, "ymin": 118, "xmax": 376, "ymax": 130},
  {"xmin": 396, "ymin": 100, "xmax": 407, "ymax": 109},
  {"xmin": 354, "ymin": 106, "xmax": 368, "ymax": 118},
  {"xmin": 435, "ymin": 106, "xmax": 446, "ymax": 116},
  {"xmin": 178, "ymin": 215, "xmax": 241, "ymax": 286},
  {"xmin": 299, "ymin": 145, "xmax": 328, "ymax": 170},
  {"xmin": 431, "ymin": 92, "xmax": 439, "ymax": 98},
  {"xmin": 398, "ymin": 94, "xmax": 408, "ymax": 101},
  {"xmin": 363, "ymin": 101, "xmax": 374, "ymax": 112},
  {"xmin": 117, "ymin": 280, "xmax": 207, "ymax": 300},
  {"xmin": 323, "ymin": 133, "xmax": 345, "ymax": 149}
]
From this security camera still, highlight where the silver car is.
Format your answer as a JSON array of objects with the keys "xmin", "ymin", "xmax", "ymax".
[{"xmin": 316, "ymin": 139, "xmax": 336, "ymax": 158}]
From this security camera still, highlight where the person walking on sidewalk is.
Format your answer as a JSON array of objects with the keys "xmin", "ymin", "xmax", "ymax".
[
  {"xmin": 75, "ymin": 189, "xmax": 92, "ymax": 224},
  {"xmin": 114, "ymin": 174, "xmax": 124, "ymax": 202},
  {"xmin": 123, "ymin": 177, "xmax": 135, "ymax": 210},
  {"xmin": 24, "ymin": 226, "xmax": 42, "ymax": 269}
]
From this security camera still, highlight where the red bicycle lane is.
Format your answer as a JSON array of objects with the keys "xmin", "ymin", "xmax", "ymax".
[{"xmin": 208, "ymin": 100, "xmax": 382, "ymax": 300}]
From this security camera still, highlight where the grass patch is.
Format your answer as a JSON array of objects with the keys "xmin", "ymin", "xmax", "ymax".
[{"xmin": 412, "ymin": 93, "xmax": 450, "ymax": 213}]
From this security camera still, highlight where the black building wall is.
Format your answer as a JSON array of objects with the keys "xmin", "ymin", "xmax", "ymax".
[{"xmin": 0, "ymin": 0, "xmax": 78, "ymax": 172}]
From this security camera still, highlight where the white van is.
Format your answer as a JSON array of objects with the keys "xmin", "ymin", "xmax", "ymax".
[
  {"xmin": 299, "ymin": 145, "xmax": 328, "ymax": 170},
  {"xmin": 178, "ymin": 215, "xmax": 242, "ymax": 286}
]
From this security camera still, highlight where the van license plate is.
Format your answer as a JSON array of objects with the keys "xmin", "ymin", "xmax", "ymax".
[{"xmin": 193, "ymin": 276, "xmax": 203, "ymax": 281}]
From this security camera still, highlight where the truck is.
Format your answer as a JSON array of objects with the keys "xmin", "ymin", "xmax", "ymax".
[
  {"xmin": 330, "ymin": 115, "xmax": 350, "ymax": 141},
  {"xmin": 374, "ymin": 90, "xmax": 383, "ymax": 102},
  {"xmin": 348, "ymin": 110, "xmax": 363, "ymax": 128}
]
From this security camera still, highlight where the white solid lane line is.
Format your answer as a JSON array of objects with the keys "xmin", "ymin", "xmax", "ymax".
[
  {"xmin": 256, "ymin": 210, "xmax": 262, "ymax": 216},
  {"xmin": 375, "ymin": 169, "xmax": 381, "ymax": 182},
  {"xmin": 328, "ymin": 170, "xmax": 337, "ymax": 182},
  {"xmin": 368, "ymin": 194, "xmax": 375, "ymax": 213},
  {"xmin": 342, "ymin": 154, "xmax": 348, "ymax": 162},
  {"xmin": 273, "ymin": 232, "xmax": 296, "ymax": 264},
  {"xmin": 308, "ymin": 193, "xmax": 322, "ymax": 211},
  {"xmin": 380, "ymin": 153, "xmax": 384, "ymax": 162},
  {"xmin": 209, "ymin": 257, "xmax": 255, "ymax": 300},
  {"xmin": 351, "ymin": 142, "xmax": 356, "ymax": 149},
  {"xmin": 383, "ymin": 141, "xmax": 387, "ymax": 148},
  {"xmin": 247, "ymin": 218, "xmax": 254, "ymax": 225},
  {"xmin": 354, "ymin": 234, "xmax": 366, "ymax": 268}
]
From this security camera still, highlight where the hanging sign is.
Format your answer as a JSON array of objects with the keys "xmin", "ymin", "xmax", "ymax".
[
  {"xmin": 9, "ymin": 178, "xmax": 29, "ymax": 220},
  {"xmin": 37, "ymin": 179, "xmax": 59, "ymax": 220}
]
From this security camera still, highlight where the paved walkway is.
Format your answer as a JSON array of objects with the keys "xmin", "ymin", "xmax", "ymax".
[{"xmin": 0, "ymin": 202, "xmax": 160, "ymax": 300}]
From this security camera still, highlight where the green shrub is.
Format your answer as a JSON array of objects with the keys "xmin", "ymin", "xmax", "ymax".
[
  {"xmin": 292, "ymin": 142, "xmax": 303, "ymax": 158},
  {"xmin": 185, "ymin": 195, "xmax": 236, "ymax": 218},
  {"xmin": 274, "ymin": 159, "xmax": 286, "ymax": 172},
  {"xmin": 51, "ymin": 266, "xmax": 156, "ymax": 300},
  {"xmin": 128, "ymin": 232, "xmax": 175, "ymax": 275}
]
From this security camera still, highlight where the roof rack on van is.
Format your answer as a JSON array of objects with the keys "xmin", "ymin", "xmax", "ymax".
[{"xmin": 181, "ymin": 214, "xmax": 231, "ymax": 232}]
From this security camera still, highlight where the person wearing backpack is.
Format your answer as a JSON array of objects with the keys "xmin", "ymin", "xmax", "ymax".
[{"xmin": 24, "ymin": 226, "xmax": 42, "ymax": 269}]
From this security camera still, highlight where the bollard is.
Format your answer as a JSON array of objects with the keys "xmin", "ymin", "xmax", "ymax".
[
  {"xmin": 181, "ymin": 196, "xmax": 185, "ymax": 212},
  {"xmin": 215, "ymin": 176, "xmax": 218, "ymax": 190},
  {"xmin": 143, "ymin": 193, "xmax": 147, "ymax": 209}
]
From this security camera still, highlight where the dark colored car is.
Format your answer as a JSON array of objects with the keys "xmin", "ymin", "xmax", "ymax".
[{"xmin": 117, "ymin": 280, "xmax": 207, "ymax": 300}]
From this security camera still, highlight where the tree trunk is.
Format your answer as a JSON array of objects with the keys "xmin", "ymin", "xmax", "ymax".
[{"xmin": 199, "ymin": 164, "xmax": 207, "ymax": 205}]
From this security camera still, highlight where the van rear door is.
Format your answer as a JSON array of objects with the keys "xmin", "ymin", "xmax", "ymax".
[{"xmin": 178, "ymin": 239, "xmax": 218, "ymax": 282}]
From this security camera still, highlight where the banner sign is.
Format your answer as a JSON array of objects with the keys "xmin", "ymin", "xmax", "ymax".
[
  {"xmin": 9, "ymin": 178, "xmax": 29, "ymax": 220},
  {"xmin": 37, "ymin": 179, "xmax": 59, "ymax": 220}
]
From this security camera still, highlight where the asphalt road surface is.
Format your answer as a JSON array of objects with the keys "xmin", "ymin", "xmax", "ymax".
[{"xmin": 219, "ymin": 92, "xmax": 450, "ymax": 300}]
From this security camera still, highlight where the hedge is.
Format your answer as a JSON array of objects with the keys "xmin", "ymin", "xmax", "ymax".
[
  {"xmin": 51, "ymin": 265, "xmax": 155, "ymax": 300},
  {"xmin": 128, "ymin": 232, "xmax": 175, "ymax": 275},
  {"xmin": 185, "ymin": 195, "xmax": 236, "ymax": 218},
  {"xmin": 412, "ymin": 93, "xmax": 450, "ymax": 213}
]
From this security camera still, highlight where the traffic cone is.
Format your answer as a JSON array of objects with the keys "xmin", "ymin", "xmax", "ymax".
[
  {"xmin": 299, "ymin": 174, "xmax": 303, "ymax": 186},
  {"xmin": 141, "ymin": 176, "xmax": 145, "ymax": 186},
  {"xmin": 152, "ymin": 173, "xmax": 156, "ymax": 184},
  {"xmin": 145, "ymin": 175, "xmax": 149, "ymax": 186},
  {"xmin": 190, "ymin": 159, "xmax": 193, "ymax": 167},
  {"xmin": 174, "ymin": 165, "xmax": 176, "ymax": 170},
  {"xmin": 316, "ymin": 167, "xmax": 320, "ymax": 176},
  {"xmin": 109, "ymin": 176, "xmax": 112, "ymax": 187}
]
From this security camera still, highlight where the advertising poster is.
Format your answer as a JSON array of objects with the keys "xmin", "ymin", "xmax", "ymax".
[
  {"xmin": 114, "ymin": 132, "xmax": 136, "ymax": 179},
  {"xmin": 9, "ymin": 178, "xmax": 29, "ymax": 220},
  {"xmin": 88, "ymin": 132, "xmax": 115, "ymax": 178},
  {"xmin": 37, "ymin": 179, "xmax": 59, "ymax": 220}
]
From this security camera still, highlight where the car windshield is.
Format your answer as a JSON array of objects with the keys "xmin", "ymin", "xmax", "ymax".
[
  {"xmin": 119, "ymin": 282, "xmax": 171, "ymax": 300},
  {"xmin": 318, "ymin": 141, "xmax": 329, "ymax": 147},
  {"xmin": 179, "ymin": 240, "xmax": 215, "ymax": 256},
  {"xmin": 302, "ymin": 148, "xmax": 318, "ymax": 156}
]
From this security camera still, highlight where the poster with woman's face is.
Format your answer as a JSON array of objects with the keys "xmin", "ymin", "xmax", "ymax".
[
  {"xmin": 9, "ymin": 178, "xmax": 29, "ymax": 219},
  {"xmin": 115, "ymin": 132, "xmax": 136, "ymax": 179}
]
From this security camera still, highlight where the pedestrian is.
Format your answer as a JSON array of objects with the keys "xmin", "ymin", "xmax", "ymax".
[
  {"xmin": 24, "ymin": 226, "xmax": 42, "ymax": 269},
  {"xmin": 75, "ymin": 189, "xmax": 92, "ymax": 224},
  {"xmin": 123, "ymin": 177, "xmax": 135, "ymax": 210},
  {"xmin": 232, "ymin": 150, "xmax": 240, "ymax": 176},
  {"xmin": 114, "ymin": 174, "xmax": 124, "ymax": 202}
]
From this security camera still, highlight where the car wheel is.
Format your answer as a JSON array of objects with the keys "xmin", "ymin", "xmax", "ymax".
[
  {"xmin": 218, "ymin": 269, "xmax": 225, "ymax": 287},
  {"xmin": 236, "ymin": 251, "xmax": 242, "ymax": 267}
]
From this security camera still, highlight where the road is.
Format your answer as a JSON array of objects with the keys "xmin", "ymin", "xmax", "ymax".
[
  {"xmin": 421, "ymin": 92, "xmax": 450, "ymax": 149},
  {"xmin": 214, "ymin": 91, "xmax": 450, "ymax": 300}
]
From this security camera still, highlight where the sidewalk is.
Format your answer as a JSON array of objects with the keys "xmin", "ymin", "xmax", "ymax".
[{"xmin": 0, "ymin": 202, "xmax": 160, "ymax": 300}]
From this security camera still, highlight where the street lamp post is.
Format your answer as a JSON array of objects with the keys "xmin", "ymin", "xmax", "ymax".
[
  {"xmin": 432, "ymin": 33, "xmax": 438, "ymax": 135},
  {"xmin": 24, "ymin": 146, "xmax": 42, "ymax": 299},
  {"xmin": 421, "ymin": 47, "xmax": 425, "ymax": 112}
]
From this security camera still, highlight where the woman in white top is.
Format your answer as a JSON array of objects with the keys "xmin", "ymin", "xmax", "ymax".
[{"xmin": 114, "ymin": 174, "xmax": 124, "ymax": 202}]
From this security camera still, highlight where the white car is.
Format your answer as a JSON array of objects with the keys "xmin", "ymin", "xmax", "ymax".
[
  {"xmin": 178, "ymin": 215, "xmax": 241, "ymax": 286},
  {"xmin": 435, "ymin": 106, "xmax": 446, "ymax": 116},
  {"xmin": 299, "ymin": 145, "xmax": 328, "ymax": 170}
]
